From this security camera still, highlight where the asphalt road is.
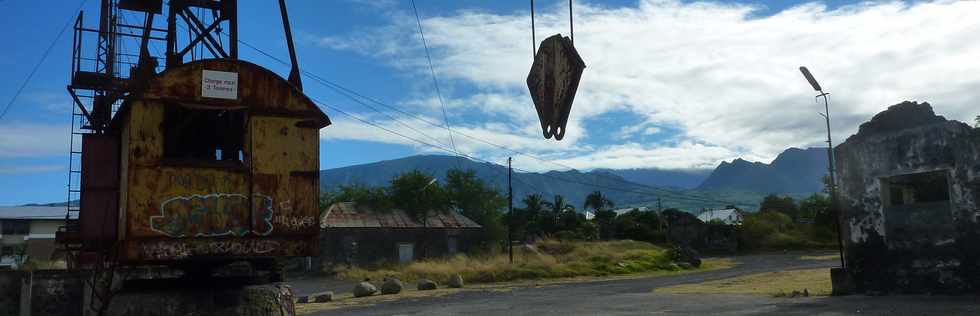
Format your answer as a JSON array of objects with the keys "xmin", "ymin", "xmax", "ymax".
[{"xmin": 303, "ymin": 253, "xmax": 980, "ymax": 316}]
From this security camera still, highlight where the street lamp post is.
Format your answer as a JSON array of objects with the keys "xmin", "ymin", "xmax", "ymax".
[{"xmin": 799, "ymin": 66, "xmax": 846, "ymax": 270}]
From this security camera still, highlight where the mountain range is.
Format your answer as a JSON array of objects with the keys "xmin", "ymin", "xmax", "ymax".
[
  {"xmin": 23, "ymin": 148, "xmax": 828, "ymax": 211},
  {"xmin": 698, "ymin": 147, "xmax": 829, "ymax": 194},
  {"xmin": 319, "ymin": 147, "xmax": 828, "ymax": 211}
]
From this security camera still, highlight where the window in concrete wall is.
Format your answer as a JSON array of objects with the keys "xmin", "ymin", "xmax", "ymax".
[
  {"xmin": 163, "ymin": 106, "xmax": 245, "ymax": 162},
  {"xmin": 881, "ymin": 170, "xmax": 951, "ymax": 207},
  {"xmin": 879, "ymin": 170, "xmax": 954, "ymax": 244}
]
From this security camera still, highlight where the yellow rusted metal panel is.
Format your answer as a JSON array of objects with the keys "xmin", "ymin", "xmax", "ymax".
[
  {"xmin": 126, "ymin": 100, "xmax": 165, "ymax": 164},
  {"xmin": 250, "ymin": 117, "xmax": 316, "ymax": 172}
]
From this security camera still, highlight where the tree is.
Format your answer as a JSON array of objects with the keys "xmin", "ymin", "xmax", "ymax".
[
  {"xmin": 331, "ymin": 184, "xmax": 391, "ymax": 211},
  {"xmin": 614, "ymin": 208, "xmax": 663, "ymax": 242},
  {"xmin": 584, "ymin": 191, "xmax": 616, "ymax": 240},
  {"xmin": 517, "ymin": 194, "xmax": 548, "ymax": 240},
  {"xmin": 583, "ymin": 191, "xmax": 615, "ymax": 212},
  {"xmin": 799, "ymin": 193, "xmax": 834, "ymax": 240},
  {"xmin": 445, "ymin": 169, "xmax": 506, "ymax": 250},
  {"xmin": 390, "ymin": 170, "xmax": 450, "ymax": 257},
  {"xmin": 975, "ymin": 115, "xmax": 979, "ymax": 128},
  {"xmin": 760, "ymin": 194, "xmax": 799, "ymax": 222}
]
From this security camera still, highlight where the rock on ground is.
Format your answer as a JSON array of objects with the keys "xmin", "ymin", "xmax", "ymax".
[
  {"xmin": 311, "ymin": 291, "xmax": 333, "ymax": 303},
  {"xmin": 417, "ymin": 279, "xmax": 438, "ymax": 291},
  {"xmin": 381, "ymin": 278, "xmax": 404, "ymax": 295},
  {"xmin": 353, "ymin": 282, "xmax": 378, "ymax": 298},
  {"xmin": 448, "ymin": 275, "xmax": 464, "ymax": 288}
]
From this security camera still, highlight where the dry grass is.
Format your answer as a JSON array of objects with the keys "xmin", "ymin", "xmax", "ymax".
[
  {"xmin": 335, "ymin": 240, "xmax": 689, "ymax": 285},
  {"xmin": 655, "ymin": 267, "xmax": 832, "ymax": 297},
  {"xmin": 800, "ymin": 254, "xmax": 839, "ymax": 261},
  {"xmin": 17, "ymin": 260, "xmax": 67, "ymax": 271}
]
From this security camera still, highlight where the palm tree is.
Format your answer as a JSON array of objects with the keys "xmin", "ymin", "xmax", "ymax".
[
  {"xmin": 584, "ymin": 191, "xmax": 614, "ymax": 212},
  {"xmin": 584, "ymin": 191, "xmax": 616, "ymax": 240},
  {"xmin": 551, "ymin": 195, "xmax": 575, "ymax": 213}
]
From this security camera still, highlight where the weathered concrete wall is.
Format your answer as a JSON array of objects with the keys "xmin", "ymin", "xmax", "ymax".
[
  {"xmin": 30, "ymin": 270, "xmax": 85, "ymax": 316},
  {"xmin": 0, "ymin": 270, "xmax": 86, "ymax": 316},
  {"xmin": 835, "ymin": 101, "xmax": 980, "ymax": 293}
]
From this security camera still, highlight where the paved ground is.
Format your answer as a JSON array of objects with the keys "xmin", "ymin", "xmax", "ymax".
[{"xmin": 294, "ymin": 253, "xmax": 980, "ymax": 315}]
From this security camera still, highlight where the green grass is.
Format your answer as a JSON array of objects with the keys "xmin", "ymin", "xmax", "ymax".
[{"xmin": 335, "ymin": 240, "xmax": 703, "ymax": 285}]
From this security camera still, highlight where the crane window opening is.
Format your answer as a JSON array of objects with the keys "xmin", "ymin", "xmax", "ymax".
[{"xmin": 163, "ymin": 106, "xmax": 245, "ymax": 162}]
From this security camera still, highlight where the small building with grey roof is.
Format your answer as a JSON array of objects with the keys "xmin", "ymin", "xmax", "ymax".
[{"xmin": 318, "ymin": 202, "xmax": 483, "ymax": 267}]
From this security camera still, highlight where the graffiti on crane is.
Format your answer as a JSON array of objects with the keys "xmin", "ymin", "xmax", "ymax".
[{"xmin": 149, "ymin": 193, "xmax": 275, "ymax": 237}]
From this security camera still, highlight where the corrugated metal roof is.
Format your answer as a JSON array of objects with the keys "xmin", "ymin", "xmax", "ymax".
[
  {"xmin": 696, "ymin": 208, "xmax": 742, "ymax": 225},
  {"xmin": 0, "ymin": 206, "xmax": 76, "ymax": 220},
  {"xmin": 321, "ymin": 202, "xmax": 482, "ymax": 229}
]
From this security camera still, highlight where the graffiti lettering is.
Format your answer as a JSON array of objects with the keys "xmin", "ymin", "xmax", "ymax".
[
  {"xmin": 137, "ymin": 239, "xmax": 309, "ymax": 260},
  {"xmin": 139, "ymin": 240, "xmax": 192, "ymax": 260},
  {"xmin": 150, "ymin": 193, "xmax": 274, "ymax": 237},
  {"xmin": 272, "ymin": 215, "xmax": 316, "ymax": 230},
  {"xmin": 206, "ymin": 239, "xmax": 278, "ymax": 255}
]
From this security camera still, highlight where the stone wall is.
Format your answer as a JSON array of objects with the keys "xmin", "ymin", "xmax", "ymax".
[{"xmin": 835, "ymin": 101, "xmax": 980, "ymax": 293}]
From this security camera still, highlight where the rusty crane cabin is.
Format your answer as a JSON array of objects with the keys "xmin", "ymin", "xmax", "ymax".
[{"xmin": 77, "ymin": 59, "xmax": 330, "ymax": 264}]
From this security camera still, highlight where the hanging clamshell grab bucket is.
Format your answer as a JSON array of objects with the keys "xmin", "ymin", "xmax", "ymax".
[{"xmin": 526, "ymin": 34, "xmax": 585, "ymax": 140}]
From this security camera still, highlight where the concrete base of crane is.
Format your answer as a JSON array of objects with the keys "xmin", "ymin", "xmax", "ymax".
[{"xmin": 104, "ymin": 282, "xmax": 296, "ymax": 316}]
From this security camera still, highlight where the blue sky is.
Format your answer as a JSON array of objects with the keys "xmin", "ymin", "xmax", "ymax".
[{"xmin": 1, "ymin": 0, "xmax": 979, "ymax": 205}]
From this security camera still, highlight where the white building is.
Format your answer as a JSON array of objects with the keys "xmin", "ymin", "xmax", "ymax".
[
  {"xmin": 0, "ymin": 206, "xmax": 73, "ymax": 268},
  {"xmin": 696, "ymin": 208, "xmax": 743, "ymax": 226}
]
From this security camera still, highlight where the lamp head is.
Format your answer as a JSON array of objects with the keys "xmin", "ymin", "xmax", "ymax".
[{"xmin": 799, "ymin": 66, "xmax": 823, "ymax": 92}]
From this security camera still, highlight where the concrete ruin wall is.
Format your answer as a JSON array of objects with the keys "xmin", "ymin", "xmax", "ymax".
[{"xmin": 835, "ymin": 101, "xmax": 980, "ymax": 293}]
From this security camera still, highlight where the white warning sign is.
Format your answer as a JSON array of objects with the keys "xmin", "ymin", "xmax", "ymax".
[{"xmin": 202, "ymin": 70, "xmax": 238, "ymax": 100}]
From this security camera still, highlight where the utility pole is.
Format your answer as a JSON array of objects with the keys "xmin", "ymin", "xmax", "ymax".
[{"xmin": 508, "ymin": 157, "xmax": 514, "ymax": 264}]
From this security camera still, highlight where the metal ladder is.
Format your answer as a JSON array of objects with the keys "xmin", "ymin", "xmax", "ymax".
[{"xmin": 62, "ymin": 90, "xmax": 91, "ymax": 269}]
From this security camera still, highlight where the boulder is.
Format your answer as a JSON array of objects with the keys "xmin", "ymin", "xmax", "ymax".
[
  {"xmin": 447, "ymin": 275, "xmax": 464, "ymax": 288},
  {"xmin": 381, "ymin": 278, "xmax": 404, "ymax": 295},
  {"xmin": 417, "ymin": 279, "xmax": 438, "ymax": 291},
  {"xmin": 352, "ymin": 282, "xmax": 377, "ymax": 298},
  {"xmin": 311, "ymin": 291, "xmax": 333, "ymax": 303}
]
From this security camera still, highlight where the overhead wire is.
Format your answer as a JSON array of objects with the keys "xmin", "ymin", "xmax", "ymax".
[
  {"xmin": 0, "ymin": 0, "xmax": 90, "ymax": 122},
  {"xmin": 410, "ymin": 0, "xmax": 462, "ymax": 168}
]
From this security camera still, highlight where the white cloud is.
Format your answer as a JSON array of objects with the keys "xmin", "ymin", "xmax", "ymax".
[
  {"xmin": 310, "ymin": 0, "xmax": 980, "ymax": 170},
  {"xmin": 0, "ymin": 164, "xmax": 63, "ymax": 174},
  {"xmin": 0, "ymin": 121, "xmax": 68, "ymax": 157}
]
